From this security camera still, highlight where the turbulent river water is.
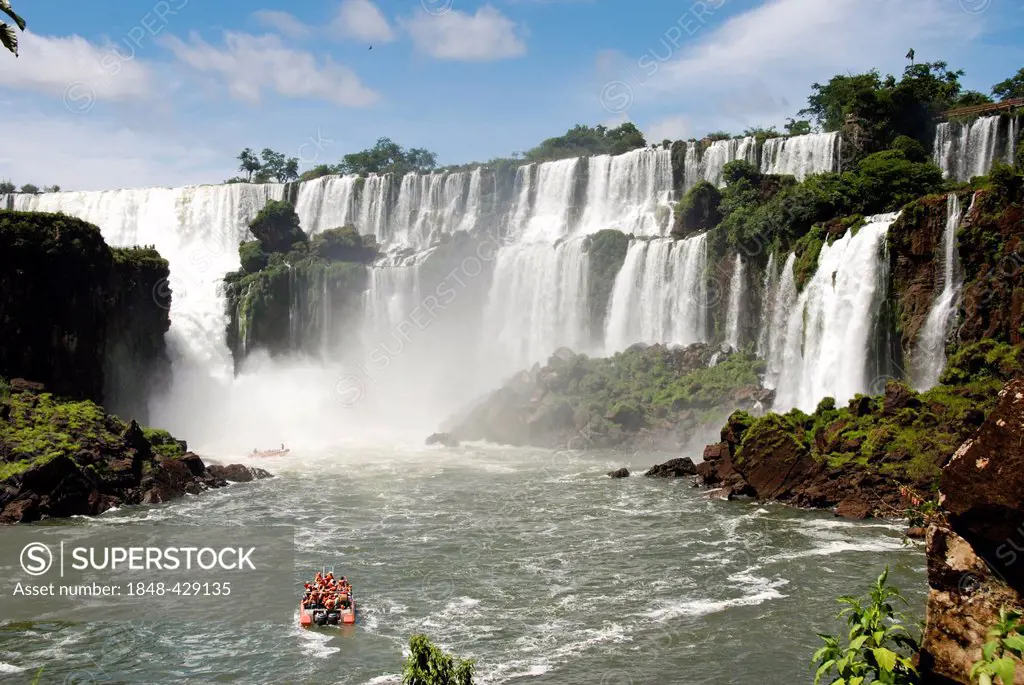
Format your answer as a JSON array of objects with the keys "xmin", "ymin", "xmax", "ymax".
[{"xmin": 0, "ymin": 442, "xmax": 925, "ymax": 685}]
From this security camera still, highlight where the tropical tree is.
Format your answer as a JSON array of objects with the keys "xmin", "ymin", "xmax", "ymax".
[
  {"xmin": 1, "ymin": 0, "xmax": 26, "ymax": 57},
  {"xmin": 337, "ymin": 137, "xmax": 438, "ymax": 176},
  {"xmin": 784, "ymin": 118, "xmax": 812, "ymax": 136},
  {"xmin": 18, "ymin": 183, "xmax": 39, "ymax": 194},
  {"xmin": 254, "ymin": 148, "xmax": 299, "ymax": 183},
  {"xmin": 43, "ymin": 184, "xmax": 60, "ymax": 193},
  {"xmin": 402, "ymin": 634, "xmax": 474, "ymax": 685},
  {"xmin": 992, "ymin": 67, "xmax": 1024, "ymax": 102},
  {"xmin": 237, "ymin": 148, "xmax": 262, "ymax": 182},
  {"xmin": 0, "ymin": 180, "xmax": 14, "ymax": 193}
]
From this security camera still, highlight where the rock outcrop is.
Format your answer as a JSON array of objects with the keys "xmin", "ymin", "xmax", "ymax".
[
  {"xmin": 607, "ymin": 467, "xmax": 630, "ymax": 478},
  {"xmin": 644, "ymin": 457, "xmax": 697, "ymax": 478},
  {"xmin": 425, "ymin": 432, "xmax": 460, "ymax": 447},
  {"xmin": 0, "ymin": 211, "xmax": 171, "ymax": 417},
  {"xmin": 920, "ymin": 378, "xmax": 1024, "ymax": 684},
  {"xmin": 0, "ymin": 380, "xmax": 271, "ymax": 524},
  {"xmin": 442, "ymin": 343, "xmax": 771, "ymax": 451}
]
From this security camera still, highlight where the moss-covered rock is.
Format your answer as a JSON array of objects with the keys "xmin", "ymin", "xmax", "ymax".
[
  {"xmin": 0, "ymin": 210, "xmax": 170, "ymax": 417},
  {"xmin": 672, "ymin": 181, "xmax": 722, "ymax": 240},
  {"xmin": 443, "ymin": 343, "xmax": 772, "ymax": 451},
  {"xmin": 582, "ymin": 229, "xmax": 629, "ymax": 337},
  {"xmin": 0, "ymin": 380, "xmax": 270, "ymax": 523},
  {"xmin": 697, "ymin": 340, "xmax": 1024, "ymax": 515}
]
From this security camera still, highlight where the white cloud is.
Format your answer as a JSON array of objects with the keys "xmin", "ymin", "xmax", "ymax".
[
  {"xmin": 0, "ymin": 30, "xmax": 153, "ymax": 102},
  {"xmin": 645, "ymin": 115, "xmax": 690, "ymax": 142},
  {"xmin": 401, "ymin": 5, "xmax": 526, "ymax": 61},
  {"xmin": 0, "ymin": 110, "xmax": 227, "ymax": 191},
  {"xmin": 641, "ymin": 0, "xmax": 979, "ymax": 122},
  {"xmin": 252, "ymin": 10, "xmax": 312, "ymax": 39},
  {"xmin": 161, "ymin": 31, "xmax": 378, "ymax": 107},
  {"xmin": 332, "ymin": 0, "xmax": 395, "ymax": 43}
]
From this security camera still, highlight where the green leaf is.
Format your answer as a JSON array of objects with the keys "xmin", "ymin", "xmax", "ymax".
[
  {"xmin": 849, "ymin": 635, "xmax": 868, "ymax": 651},
  {"xmin": 983, "ymin": 640, "xmax": 1000, "ymax": 661},
  {"xmin": 993, "ymin": 656, "xmax": 1017, "ymax": 684},
  {"xmin": 0, "ymin": 22, "xmax": 17, "ymax": 56},
  {"xmin": 872, "ymin": 647, "xmax": 898, "ymax": 673},
  {"xmin": 0, "ymin": 0, "xmax": 25, "ymax": 30},
  {"xmin": 1001, "ymin": 633, "xmax": 1024, "ymax": 654}
]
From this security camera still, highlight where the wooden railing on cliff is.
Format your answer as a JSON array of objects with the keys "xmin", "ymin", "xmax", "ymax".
[{"xmin": 939, "ymin": 98, "xmax": 1024, "ymax": 120}]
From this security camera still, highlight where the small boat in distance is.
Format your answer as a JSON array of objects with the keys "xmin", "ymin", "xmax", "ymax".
[{"xmin": 250, "ymin": 443, "xmax": 290, "ymax": 458}]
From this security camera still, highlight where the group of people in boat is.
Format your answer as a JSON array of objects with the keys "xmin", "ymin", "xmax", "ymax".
[
  {"xmin": 251, "ymin": 443, "xmax": 286, "ymax": 456},
  {"xmin": 301, "ymin": 571, "xmax": 352, "ymax": 612}
]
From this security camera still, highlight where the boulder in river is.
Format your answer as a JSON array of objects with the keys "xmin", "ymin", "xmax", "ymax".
[
  {"xmin": 644, "ymin": 457, "xmax": 697, "ymax": 478},
  {"xmin": 425, "ymin": 432, "xmax": 460, "ymax": 447},
  {"xmin": 607, "ymin": 467, "xmax": 630, "ymax": 478}
]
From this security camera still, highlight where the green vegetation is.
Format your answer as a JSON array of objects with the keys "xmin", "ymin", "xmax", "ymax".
[
  {"xmin": 402, "ymin": 634, "xmax": 474, "ymax": 685},
  {"xmin": 672, "ymin": 181, "xmax": 722, "ymax": 239},
  {"xmin": 0, "ymin": 383, "xmax": 185, "ymax": 482},
  {"xmin": 733, "ymin": 341, "xmax": 1023, "ymax": 488},
  {"xmin": 523, "ymin": 123, "xmax": 646, "ymax": 162},
  {"xmin": 1, "ymin": 0, "xmax": 26, "ymax": 57},
  {"xmin": 543, "ymin": 345, "xmax": 764, "ymax": 434},
  {"xmin": 992, "ymin": 68, "xmax": 1024, "ymax": 102},
  {"xmin": 582, "ymin": 229, "xmax": 630, "ymax": 334},
  {"xmin": 812, "ymin": 568, "xmax": 920, "ymax": 684},
  {"xmin": 223, "ymin": 201, "xmax": 376, "ymax": 363},
  {"xmin": 227, "ymin": 148, "xmax": 300, "ymax": 184},
  {"xmin": 970, "ymin": 608, "xmax": 1024, "ymax": 685}
]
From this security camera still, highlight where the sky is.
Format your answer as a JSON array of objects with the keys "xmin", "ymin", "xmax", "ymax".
[{"xmin": 0, "ymin": 0, "xmax": 1021, "ymax": 191}]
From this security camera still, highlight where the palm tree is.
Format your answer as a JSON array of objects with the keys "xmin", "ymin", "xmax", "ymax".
[
  {"xmin": 906, "ymin": 48, "xmax": 915, "ymax": 65},
  {"xmin": 1, "ymin": 1, "xmax": 25, "ymax": 56}
]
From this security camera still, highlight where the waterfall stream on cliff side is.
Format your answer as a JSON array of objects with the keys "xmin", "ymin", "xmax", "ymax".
[
  {"xmin": 772, "ymin": 214, "xmax": 898, "ymax": 412},
  {"xmin": 933, "ymin": 114, "xmax": 1020, "ymax": 182},
  {"xmin": 578, "ymin": 148, "xmax": 673, "ymax": 236},
  {"xmin": 756, "ymin": 253, "xmax": 777, "ymax": 358},
  {"xmin": 913, "ymin": 194, "xmax": 966, "ymax": 391},
  {"xmin": 603, "ymin": 235, "xmax": 708, "ymax": 354},
  {"xmin": 725, "ymin": 254, "xmax": 745, "ymax": 350},
  {"xmin": 762, "ymin": 253, "xmax": 798, "ymax": 392},
  {"xmin": 760, "ymin": 132, "xmax": 842, "ymax": 179}
]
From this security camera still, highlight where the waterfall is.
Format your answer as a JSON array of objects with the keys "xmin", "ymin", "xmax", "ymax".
[
  {"xmin": 516, "ymin": 158, "xmax": 580, "ymax": 243},
  {"xmin": 755, "ymin": 253, "xmax": 777, "ymax": 358},
  {"xmin": 603, "ymin": 234, "xmax": 708, "ymax": 353},
  {"xmin": 293, "ymin": 175, "xmax": 360, "ymax": 236},
  {"xmin": 701, "ymin": 137, "xmax": 758, "ymax": 187},
  {"xmin": 482, "ymin": 238, "xmax": 589, "ymax": 373},
  {"xmin": 933, "ymin": 115, "xmax": 1019, "ymax": 182},
  {"xmin": 772, "ymin": 213, "xmax": 898, "ymax": 412},
  {"xmin": 762, "ymin": 253, "xmax": 797, "ymax": 391},
  {"xmin": 724, "ymin": 254, "xmax": 744, "ymax": 349},
  {"xmin": 760, "ymin": 132, "xmax": 841, "ymax": 180},
  {"xmin": 578, "ymin": 147, "xmax": 673, "ymax": 236},
  {"xmin": 913, "ymin": 194, "xmax": 965, "ymax": 390},
  {"xmin": 9, "ymin": 185, "xmax": 285, "ymax": 381},
  {"xmin": 683, "ymin": 141, "xmax": 703, "ymax": 191}
]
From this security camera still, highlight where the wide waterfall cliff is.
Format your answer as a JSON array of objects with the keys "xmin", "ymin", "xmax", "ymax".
[{"xmin": 4, "ymin": 122, "xmax": 1019, "ymax": 442}]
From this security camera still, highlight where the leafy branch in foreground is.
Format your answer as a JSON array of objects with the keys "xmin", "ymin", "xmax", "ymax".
[
  {"xmin": 402, "ymin": 634, "xmax": 474, "ymax": 685},
  {"xmin": 970, "ymin": 608, "xmax": 1024, "ymax": 685},
  {"xmin": 812, "ymin": 567, "xmax": 920, "ymax": 684},
  {"xmin": 0, "ymin": 0, "xmax": 26, "ymax": 57}
]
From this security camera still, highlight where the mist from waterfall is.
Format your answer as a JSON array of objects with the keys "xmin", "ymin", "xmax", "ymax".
[{"xmin": 913, "ymin": 194, "xmax": 967, "ymax": 390}]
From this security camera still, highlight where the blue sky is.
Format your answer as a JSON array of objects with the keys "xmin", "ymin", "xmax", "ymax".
[{"xmin": 0, "ymin": 0, "xmax": 1021, "ymax": 190}]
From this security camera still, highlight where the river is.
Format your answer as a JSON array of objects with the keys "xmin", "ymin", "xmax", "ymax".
[{"xmin": 0, "ymin": 441, "xmax": 925, "ymax": 684}]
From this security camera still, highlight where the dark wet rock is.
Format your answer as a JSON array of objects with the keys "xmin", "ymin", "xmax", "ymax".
[
  {"xmin": 207, "ymin": 463, "xmax": 272, "ymax": 483},
  {"xmin": 425, "ymin": 432, "xmax": 461, "ymax": 448},
  {"xmin": 882, "ymin": 381, "xmax": 922, "ymax": 416},
  {"xmin": 607, "ymin": 468, "xmax": 630, "ymax": 478},
  {"xmin": 644, "ymin": 457, "xmax": 697, "ymax": 478},
  {"xmin": 835, "ymin": 498, "xmax": 872, "ymax": 520}
]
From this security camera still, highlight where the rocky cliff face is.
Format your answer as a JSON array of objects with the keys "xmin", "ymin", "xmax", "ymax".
[
  {"xmin": 0, "ymin": 211, "xmax": 171, "ymax": 417},
  {"xmin": 0, "ymin": 380, "xmax": 270, "ymax": 524},
  {"xmin": 920, "ymin": 378, "xmax": 1024, "ymax": 684}
]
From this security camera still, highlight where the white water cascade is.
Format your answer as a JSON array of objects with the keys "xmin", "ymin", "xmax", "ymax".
[
  {"xmin": 603, "ymin": 234, "xmax": 708, "ymax": 354},
  {"xmin": 760, "ymin": 132, "xmax": 842, "ymax": 179},
  {"xmin": 761, "ymin": 253, "xmax": 798, "ymax": 391},
  {"xmin": 913, "ymin": 194, "xmax": 967, "ymax": 390},
  {"xmin": 755, "ymin": 253, "xmax": 777, "ymax": 358},
  {"xmin": 514, "ymin": 158, "xmax": 580, "ymax": 243},
  {"xmin": 482, "ymin": 238, "xmax": 590, "ymax": 374},
  {"xmin": 772, "ymin": 213, "xmax": 898, "ymax": 412},
  {"xmin": 578, "ymin": 147, "xmax": 673, "ymax": 236},
  {"xmin": 724, "ymin": 254, "xmax": 745, "ymax": 350},
  {"xmin": 933, "ymin": 115, "xmax": 1020, "ymax": 181}
]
